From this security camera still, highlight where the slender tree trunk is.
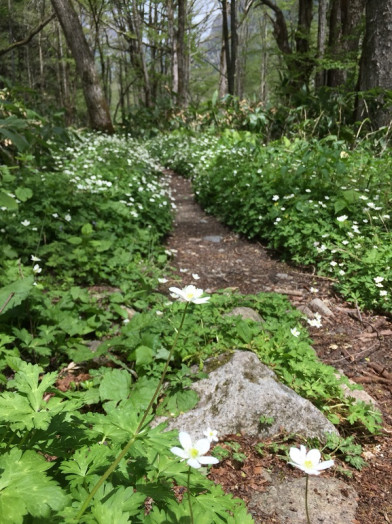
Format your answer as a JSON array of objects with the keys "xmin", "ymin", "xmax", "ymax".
[
  {"xmin": 315, "ymin": 0, "xmax": 328, "ymax": 88},
  {"xmin": 259, "ymin": 12, "xmax": 268, "ymax": 103},
  {"xmin": 50, "ymin": 0, "xmax": 114, "ymax": 133},
  {"xmin": 229, "ymin": 0, "xmax": 237, "ymax": 95},
  {"xmin": 219, "ymin": 38, "xmax": 228, "ymax": 97},
  {"xmin": 236, "ymin": 15, "xmax": 250, "ymax": 99},
  {"xmin": 177, "ymin": 0, "xmax": 188, "ymax": 107},
  {"xmin": 167, "ymin": 0, "xmax": 178, "ymax": 99},
  {"xmin": 132, "ymin": 0, "xmax": 152, "ymax": 107},
  {"xmin": 221, "ymin": 0, "xmax": 232, "ymax": 94}
]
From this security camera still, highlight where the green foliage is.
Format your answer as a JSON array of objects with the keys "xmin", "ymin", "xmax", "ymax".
[
  {"xmin": 0, "ymin": 87, "xmax": 70, "ymax": 167},
  {"xmin": 0, "ymin": 124, "xmax": 384, "ymax": 522},
  {"xmin": 0, "ymin": 448, "xmax": 68, "ymax": 522},
  {"xmin": 149, "ymin": 131, "xmax": 392, "ymax": 314}
]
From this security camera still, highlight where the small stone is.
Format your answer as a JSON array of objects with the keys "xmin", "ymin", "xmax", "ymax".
[
  {"xmin": 335, "ymin": 371, "xmax": 379, "ymax": 407},
  {"xmin": 308, "ymin": 298, "xmax": 334, "ymax": 317},
  {"xmin": 296, "ymin": 305, "xmax": 314, "ymax": 318},
  {"xmin": 226, "ymin": 306, "xmax": 264, "ymax": 323},
  {"xmin": 276, "ymin": 273, "xmax": 293, "ymax": 280}
]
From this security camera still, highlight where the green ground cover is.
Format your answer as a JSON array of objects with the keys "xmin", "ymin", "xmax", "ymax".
[
  {"xmin": 0, "ymin": 122, "xmax": 383, "ymax": 522},
  {"xmin": 148, "ymin": 130, "xmax": 392, "ymax": 314}
]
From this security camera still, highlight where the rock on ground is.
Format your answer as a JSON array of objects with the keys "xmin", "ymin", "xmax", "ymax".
[
  {"xmin": 157, "ymin": 350, "xmax": 338, "ymax": 441},
  {"xmin": 249, "ymin": 474, "xmax": 358, "ymax": 524}
]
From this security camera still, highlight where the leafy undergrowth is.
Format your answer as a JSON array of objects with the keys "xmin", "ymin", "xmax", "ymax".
[
  {"xmin": 0, "ymin": 126, "xmax": 383, "ymax": 523},
  {"xmin": 148, "ymin": 130, "xmax": 392, "ymax": 314}
]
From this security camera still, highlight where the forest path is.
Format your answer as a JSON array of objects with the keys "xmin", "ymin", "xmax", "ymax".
[{"xmin": 163, "ymin": 171, "xmax": 392, "ymax": 524}]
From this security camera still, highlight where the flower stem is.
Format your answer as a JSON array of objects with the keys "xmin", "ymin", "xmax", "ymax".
[
  {"xmin": 76, "ymin": 302, "xmax": 189, "ymax": 520},
  {"xmin": 305, "ymin": 474, "xmax": 311, "ymax": 524},
  {"xmin": 187, "ymin": 467, "xmax": 194, "ymax": 524}
]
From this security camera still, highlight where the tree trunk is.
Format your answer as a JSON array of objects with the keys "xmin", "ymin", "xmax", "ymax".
[
  {"xmin": 131, "ymin": 0, "xmax": 152, "ymax": 108},
  {"xmin": 258, "ymin": 0, "xmax": 313, "ymax": 92},
  {"xmin": 167, "ymin": 0, "xmax": 178, "ymax": 100},
  {"xmin": 315, "ymin": 0, "xmax": 328, "ymax": 88},
  {"xmin": 221, "ymin": 0, "xmax": 232, "ymax": 94},
  {"xmin": 177, "ymin": 0, "xmax": 188, "ymax": 107},
  {"xmin": 356, "ymin": 0, "xmax": 392, "ymax": 128},
  {"xmin": 259, "ymin": 12, "xmax": 268, "ymax": 103},
  {"xmin": 326, "ymin": 0, "xmax": 365, "ymax": 88},
  {"xmin": 218, "ymin": 38, "xmax": 228, "ymax": 98},
  {"xmin": 229, "ymin": 0, "xmax": 237, "ymax": 95},
  {"xmin": 50, "ymin": 0, "xmax": 114, "ymax": 133}
]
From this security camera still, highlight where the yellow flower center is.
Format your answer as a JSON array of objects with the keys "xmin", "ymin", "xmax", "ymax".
[
  {"xmin": 189, "ymin": 447, "xmax": 199, "ymax": 458},
  {"xmin": 304, "ymin": 460, "xmax": 313, "ymax": 469}
]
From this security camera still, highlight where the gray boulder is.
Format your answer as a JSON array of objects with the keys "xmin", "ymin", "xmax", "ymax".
[
  {"xmin": 158, "ymin": 351, "xmax": 338, "ymax": 441},
  {"xmin": 249, "ymin": 473, "xmax": 357, "ymax": 524}
]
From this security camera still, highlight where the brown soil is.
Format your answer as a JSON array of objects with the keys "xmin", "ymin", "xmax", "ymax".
[{"xmin": 164, "ymin": 172, "xmax": 392, "ymax": 524}]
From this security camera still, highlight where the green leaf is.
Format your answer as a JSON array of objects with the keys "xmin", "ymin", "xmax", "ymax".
[
  {"xmin": 81, "ymin": 223, "xmax": 93, "ymax": 235},
  {"xmin": 0, "ymin": 127, "xmax": 29, "ymax": 152},
  {"xmin": 90, "ymin": 485, "xmax": 145, "ymax": 524},
  {"xmin": 0, "ymin": 361, "xmax": 80, "ymax": 431},
  {"xmin": 99, "ymin": 368, "xmax": 132, "ymax": 402},
  {"xmin": 0, "ymin": 276, "xmax": 34, "ymax": 315},
  {"xmin": 342, "ymin": 189, "xmax": 359, "ymax": 204},
  {"xmin": 135, "ymin": 345, "xmax": 154, "ymax": 366},
  {"xmin": 0, "ymin": 448, "xmax": 68, "ymax": 523},
  {"xmin": 156, "ymin": 388, "xmax": 199, "ymax": 417},
  {"xmin": 9, "ymin": 360, "xmax": 57, "ymax": 411},
  {"xmin": 0, "ymin": 190, "xmax": 18, "ymax": 210},
  {"xmin": 60, "ymin": 444, "xmax": 114, "ymax": 489},
  {"xmin": 15, "ymin": 187, "xmax": 33, "ymax": 202},
  {"xmin": 236, "ymin": 320, "xmax": 253, "ymax": 344},
  {"xmin": 67, "ymin": 236, "xmax": 82, "ymax": 245}
]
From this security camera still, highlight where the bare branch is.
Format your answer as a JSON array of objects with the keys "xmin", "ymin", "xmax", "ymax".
[{"xmin": 0, "ymin": 13, "xmax": 56, "ymax": 57}]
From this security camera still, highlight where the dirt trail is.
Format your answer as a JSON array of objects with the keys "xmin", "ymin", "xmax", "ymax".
[{"xmin": 164, "ymin": 172, "xmax": 392, "ymax": 524}]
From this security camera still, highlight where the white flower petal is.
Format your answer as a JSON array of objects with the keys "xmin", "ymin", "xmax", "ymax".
[
  {"xmin": 193, "ymin": 296, "xmax": 210, "ymax": 304},
  {"xmin": 316, "ymin": 459, "xmax": 334, "ymax": 471},
  {"xmin": 170, "ymin": 446, "xmax": 188, "ymax": 460},
  {"xmin": 194, "ymin": 438, "xmax": 211, "ymax": 456},
  {"xmin": 198, "ymin": 456, "xmax": 219, "ymax": 465},
  {"xmin": 307, "ymin": 448, "xmax": 321, "ymax": 465},
  {"xmin": 187, "ymin": 458, "xmax": 201, "ymax": 469},
  {"xmin": 179, "ymin": 431, "xmax": 193, "ymax": 450},
  {"xmin": 289, "ymin": 446, "xmax": 305, "ymax": 465}
]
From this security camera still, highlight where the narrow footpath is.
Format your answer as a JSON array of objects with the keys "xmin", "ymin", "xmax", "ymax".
[{"xmin": 163, "ymin": 171, "xmax": 392, "ymax": 524}]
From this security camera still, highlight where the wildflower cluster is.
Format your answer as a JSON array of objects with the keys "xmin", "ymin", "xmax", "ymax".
[{"xmin": 149, "ymin": 131, "xmax": 392, "ymax": 313}]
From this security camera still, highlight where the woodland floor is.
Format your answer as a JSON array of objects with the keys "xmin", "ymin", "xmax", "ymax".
[{"xmin": 163, "ymin": 172, "xmax": 392, "ymax": 524}]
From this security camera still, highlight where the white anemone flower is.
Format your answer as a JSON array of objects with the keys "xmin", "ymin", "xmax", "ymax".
[
  {"xmin": 33, "ymin": 264, "xmax": 42, "ymax": 274},
  {"xmin": 203, "ymin": 428, "xmax": 219, "ymax": 442},
  {"xmin": 31, "ymin": 255, "xmax": 41, "ymax": 262},
  {"xmin": 337, "ymin": 215, "xmax": 348, "ymax": 222},
  {"xmin": 307, "ymin": 313, "xmax": 322, "ymax": 328},
  {"xmin": 289, "ymin": 445, "xmax": 334, "ymax": 475},
  {"xmin": 169, "ymin": 285, "xmax": 210, "ymax": 304},
  {"xmin": 170, "ymin": 431, "xmax": 219, "ymax": 469},
  {"xmin": 290, "ymin": 327, "xmax": 301, "ymax": 337}
]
